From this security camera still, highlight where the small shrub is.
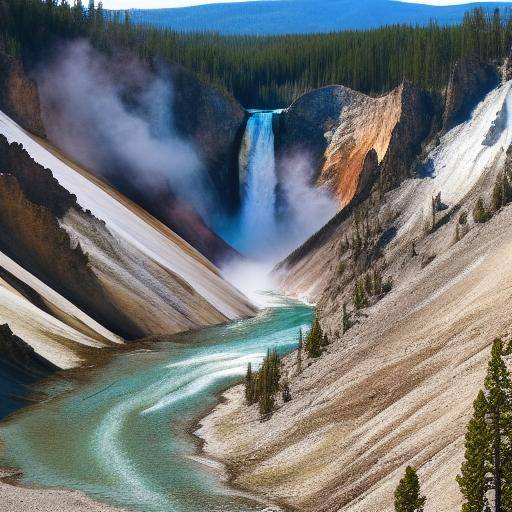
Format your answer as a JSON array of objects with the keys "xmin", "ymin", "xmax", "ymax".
[{"xmin": 473, "ymin": 197, "xmax": 491, "ymax": 224}]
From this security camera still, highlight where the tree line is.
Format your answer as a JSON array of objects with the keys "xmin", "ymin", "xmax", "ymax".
[{"xmin": 2, "ymin": 0, "xmax": 512, "ymax": 107}]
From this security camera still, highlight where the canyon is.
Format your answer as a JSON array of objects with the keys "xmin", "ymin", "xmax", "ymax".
[{"xmin": 0, "ymin": 27, "xmax": 510, "ymax": 512}]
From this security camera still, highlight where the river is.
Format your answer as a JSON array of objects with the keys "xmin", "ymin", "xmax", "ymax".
[{"xmin": 0, "ymin": 295, "xmax": 312, "ymax": 512}]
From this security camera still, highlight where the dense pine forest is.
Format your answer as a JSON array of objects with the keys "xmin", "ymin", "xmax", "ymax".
[{"xmin": 1, "ymin": 0, "xmax": 512, "ymax": 107}]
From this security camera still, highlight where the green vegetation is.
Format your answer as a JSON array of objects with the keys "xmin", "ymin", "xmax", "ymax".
[
  {"xmin": 457, "ymin": 339, "xmax": 512, "ymax": 512},
  {"xmin": 394, "ymin": 466, "xmax": 426, "ymax": 512},
  {"xmin": 492, "ymin": 169, "xmax": 512, "ymax": 212},
  {"xmin": 354, "ymin": 268, "xmax": 392, "ymax": 310},
  {"xmin": 342, "ymin": 303, "xmax": 353, "ymax": 334},
  {"xmin": 473, "ymin": 197, "xmax": 492, "ymax": 224},
  {"xmin": 305, "ymin": 316, "xmax": 324, "ymax": 358},
  {"xmin": 2, "ymin": 1, "xmax": 512, "ymax": 106},
  {"xmin": 244, "ymin": 348, "xmax": 281, "ymax": 418}
]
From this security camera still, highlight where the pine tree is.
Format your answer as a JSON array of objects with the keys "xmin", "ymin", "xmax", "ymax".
[
  {"xmin": 457, "ymin": 390, "xmax": 492, "ymax": 512},
  {"xmin": 484, "ymin": 339, "xmax": 512, "ymax": 511},
  {"xmin": 492, "ymin": 174, "xmax": 505, "ymax": 212},
  {"xmin": 306, "ymin": 317, "xmax": 323, "ymax": 358},
  {"xmin": 297, "ymin": 328, "xmax": 303, "ymax": 374},
  {"xmin": 342, "ymin": 303, "xmax": 353, "ymax": 334},
  {"xmin": 458, "ymin": 339, "xmax": 512, "ymax": 512},
  {"xmin": 353, "ymin": 279, "xmax": 368, "ymax": 310},
  {"xmin": 245, "ymin": 362, "xmax": 255, "ymax": 405},
  {"xmin": 282, "ymin": 380, "xmax": 291, "ymax": 402},
  {"xmin": 473, "ymin": 197, "xmax": 491, "ymax": 223},
  {"xmin": 394, "ymin": 466, "xmax": 426, "ymax": 512}
]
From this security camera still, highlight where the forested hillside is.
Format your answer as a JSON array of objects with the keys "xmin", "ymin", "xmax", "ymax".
[{"xmin": 1, "ymin": 0, "xmax": 512, "ymax": 107}]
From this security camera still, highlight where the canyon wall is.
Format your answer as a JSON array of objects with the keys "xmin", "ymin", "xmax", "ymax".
[
  {"xmin": 276, "ymin": 80, "xmax": 431, "ymax": 208},
  {"xmin": 0, "ymin": 52, "xmax": 45, "ymax": 138}
]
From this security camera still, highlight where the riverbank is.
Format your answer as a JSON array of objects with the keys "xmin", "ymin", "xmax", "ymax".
[
  {"xmin": 0, "ymin": 298, "xmax": 312, "ymax": 512},
  {"xmin": 0, "ymin": 467, "xmax": 126, "ymax": 512}
]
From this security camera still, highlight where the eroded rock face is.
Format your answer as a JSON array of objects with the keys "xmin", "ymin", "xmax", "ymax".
[
  {"xmin": 0, "ymin": 139, "xmax": 143, "ymax": 339},
  {"xmin": 0, "ymin": 52, "xmax": 45, "ymax": 138},
  {"xmin": 169, "ymin": 61, "xmax": 247, "ymax": 213},
  {"xmin": 0, "ymin": 323, "xmax": 57, "ymax": 418},
  {"xmin": 277, "ymin": 81, "xmax": 431, "ymax": 208},
  {"xmin": 442, "ymin": 55, "xmax": 499, "ymax": 131}
]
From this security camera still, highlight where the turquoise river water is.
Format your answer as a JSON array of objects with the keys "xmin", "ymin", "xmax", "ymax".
[{"xmin": 0, "ymin": 295, "xmax": 312, "ymax": 512}]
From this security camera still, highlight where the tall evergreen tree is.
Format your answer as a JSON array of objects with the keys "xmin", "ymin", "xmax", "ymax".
[
  {"xmin": 306, "ymin": 316, "xmax": 323, "ymax": 358},
  {"xmin": 297, "ymin": 328, "xmax": 303, "ymax": 374},
  {"xmin": 457, "ymin": 390, "xmax": 492, "ymax": 512},
  {"xmin": 458, "ymin": 339, "xmax": 512, "ymax": 512},
  {"xmin": 394, "ymin": 466, "xmax": 426, "ymax": 512},
  {"xmin": 484, "ymin": 339, "xmax": 512, "ymax": 511}
]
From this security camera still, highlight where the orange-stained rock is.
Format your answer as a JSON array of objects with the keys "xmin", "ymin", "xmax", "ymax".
[{"xmin": 277, "ymin": 81, "xmax": 431, "ymax": 209}]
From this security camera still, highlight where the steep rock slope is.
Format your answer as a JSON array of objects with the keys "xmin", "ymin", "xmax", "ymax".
[
  {"xmin": 0, "ymin": 52, "xmax": 45, "ymax": 138},
  {"xmin": 38, "ymin": 51, "xmax": 245, "ymax": 264},
  {"xmin": 0, "ymin": 324, "xmax": 58, "ymax": 418},
  {"xmin": 276, "ymin": 81, "xmax": 431, "ymax": 208},
  {"xmin": 442, "ymin": 55, "xmax": 499, "ymax": 131},
  {"xmin": 0, "ymin": 110, "xmax": 255, "ymax": 347},
  {"xmin": 198, "ymin": 81, "xmax": 512, "ymax": 511}
]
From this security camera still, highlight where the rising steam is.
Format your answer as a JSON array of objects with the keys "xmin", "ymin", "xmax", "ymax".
[{"xmin": 37, "ymin": 40, "xmax": 213, "ymax": 218}]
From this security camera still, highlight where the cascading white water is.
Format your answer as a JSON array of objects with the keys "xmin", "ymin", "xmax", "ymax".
[
  {"xmin": 216, "ymin": 108, "xmax": 335, "ymax": 268},
  {"xmin": 238, "ymin": 111, "xmax": 278, "ymax": 255}
]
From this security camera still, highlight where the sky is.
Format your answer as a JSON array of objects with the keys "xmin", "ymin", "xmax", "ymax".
[
  {"xmin": 101, "ymin": 0, "xmax": 256, "ymax": 8},
  {"xmin": 99, "ymin": 0, "xmax": 512, "ymax": 8}
]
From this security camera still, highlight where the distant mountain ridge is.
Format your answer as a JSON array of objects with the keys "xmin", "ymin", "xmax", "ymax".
[{"xmin": 125, "ymin": 0, "xmax": 512, "ymax": 35}]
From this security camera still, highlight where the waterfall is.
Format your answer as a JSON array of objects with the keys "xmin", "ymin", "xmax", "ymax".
[
  {"xmin": 216, "ymin": 108, "xmax": 335, "ymax": 265},
  {"xmin": 237, "ymin": 111, "xmax": 279, "ymax": 256}
]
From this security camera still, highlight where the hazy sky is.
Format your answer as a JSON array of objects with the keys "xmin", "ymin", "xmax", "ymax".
[
  {"xmin": 99, "ymin": 0, "xmax": 510, "ymax": 9},
  {"xmin": 101, "ymin": 0, "xmax": 256, "ymax": 8},
  {"xmin": 101, "ymin": 0, "xmax": 512, "ymax": 8}
]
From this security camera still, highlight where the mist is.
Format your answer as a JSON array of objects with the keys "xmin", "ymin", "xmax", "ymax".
[
  {"xmin": 37, "ymin": 40, "xmax": 213, "ymax": 219},
  {"xmin": 36, "ymin": 41, "xmax": 336, "ymax": 297}
]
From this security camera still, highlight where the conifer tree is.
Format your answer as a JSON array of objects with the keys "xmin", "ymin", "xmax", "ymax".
[
  {"xmin": 458, "ymin": 339, "xmax": 512, "ymax": 512},
  {"xmin": 297, "ymin": 328, "xmax": 303, "ymax": 374},
  {"xmin": 306, "ymin": 317, "xmax": 323, "ymax": 358},
  {"xmin": 245, "ymin": 362, "xmax": 255, "ymax": 405},
  {"xmin": 484, "ymin": 339, "xmax": 512, "ymax": 511},
  {"xmin": 282, "ymin": 380, "xmax": 291, "ymax": 402},
  {"xmin": 342, "ymin": 303, "xmax": 353, "ymax": 334},
  {"xmin": 473, "ymin": 197, "xmax": 491, "ymax": 223},
  {"xmin": 457, "ymin": 390, "xmax": 492, "ymax": 512},
  {"xmin": 394, "ymin": 466, "xmax": 426, "ymax": 512}
]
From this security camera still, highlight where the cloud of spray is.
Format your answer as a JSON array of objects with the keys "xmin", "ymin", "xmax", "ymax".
[
  {"xmin": 220, "ymin": 152, "xmax": 337, "ymax": 298},
  {"xmin": 278, "ymin": 152, "xmax": 337, "ymax": 257},
  {"xmin": 37, "ymin": 40, "xmax": 213, "ymax": 218}
]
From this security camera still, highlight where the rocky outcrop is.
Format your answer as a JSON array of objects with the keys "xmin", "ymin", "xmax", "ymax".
[
  {"xmin": 442, "ymin": 55, "xmax": 499, "ymax": 131},
  {"xmin": 276, "ymin": 81, "xmax": 431, "ymax": 208},
  {"xmin": 0, "ymin": 52, "xmax": 45, "ymax": 138},
  {"xmin": 0, "ymin": 323, "xmax": 57, "ymax": 418},
  {"xmin": 169, "ymin": 61, "xmax": 247, "ymax": 213},
  {"xmin": 0, "ymin": 142, "xmax": 143, "ymax": 339}
]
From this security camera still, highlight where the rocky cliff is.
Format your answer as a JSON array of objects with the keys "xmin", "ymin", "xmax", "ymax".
[
  {"xmin": 0, "ymin": 323, "xmax": 58, "ymax": 418},
  {"xmin": 442, "ymin": 55, "xmax": 499, "ymax": 131},
  {"xmin": 0, "ymin": 52, "xmax": 45, "ymax": 138},
  {"xmin": 38, "ymin": 49, "xmax": 246, "ymax": 264},
  {"xmin": 169, "ymin": 61, "xmax": 247, "ymax": 213},
  {"xmin": 276, "ymin": 81, "xmax": 431, "ymax": 208}
]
